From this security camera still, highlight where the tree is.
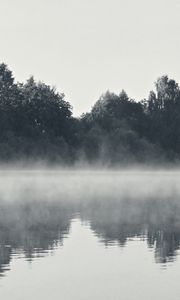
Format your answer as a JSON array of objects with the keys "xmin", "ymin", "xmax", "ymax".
[
  {"xmin": 18, "ymin": 77, "xmax": 73, "ymax": 138},
  {"xmin": 146, "ymin": 75, "xmax": 180, "ymax": 114},
  {"xmin": 145, "ymin": 76, "xmax": 180, "ymax": 154},
  {"xmin": 0, "ymin": 63, "xmax": 20, "ymax": 137}
]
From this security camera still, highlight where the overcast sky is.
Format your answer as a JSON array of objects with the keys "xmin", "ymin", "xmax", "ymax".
[{"xmin": 0, "ymin": 0, "xmax": 180, "ymax": 116}]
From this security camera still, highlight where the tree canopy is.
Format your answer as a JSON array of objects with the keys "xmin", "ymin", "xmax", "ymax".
[{"xmin": 0, "ymin": 63, "xmax": 179, "ymax": 165}]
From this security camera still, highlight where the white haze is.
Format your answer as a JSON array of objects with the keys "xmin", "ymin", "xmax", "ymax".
[
  {"xmin": 0, "ymin": 168, "xmax": 180, "ymax": 299},
  {"xmin": 0, "ymin": 169, "xmax": 180, "ymax": 203}
]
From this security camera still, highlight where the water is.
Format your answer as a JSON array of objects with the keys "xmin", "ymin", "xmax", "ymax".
[{"xmin": 0, "ymin": 170, "xmax": 180, "ymax": 299}]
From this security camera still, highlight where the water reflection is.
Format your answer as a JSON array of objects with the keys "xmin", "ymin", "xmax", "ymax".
[
  {"xmin": 82, "ymin": 196, "xmax": 180, "ymax": 264},
  {"xmin": 0, "ymin": 189, "xmax": 180, "ymax": 277},
  {"xmin": 0, "ymin": 200, "xmax": 72, "ymax": 276}
]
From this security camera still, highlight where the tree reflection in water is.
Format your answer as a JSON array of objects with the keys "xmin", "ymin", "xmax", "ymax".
[{"xmin": 0, "ymin": 193, "xmax": 180, "ymax": 276}]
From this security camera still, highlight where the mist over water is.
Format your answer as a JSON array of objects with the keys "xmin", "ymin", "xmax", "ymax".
[{"xmin": 0, "ymin": 169, "xmax": 180, "ymax": 299}]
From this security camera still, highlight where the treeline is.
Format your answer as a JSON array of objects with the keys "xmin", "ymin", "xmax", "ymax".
[{"xmin": 0, "ymin": 63, "xmax": 180, "ymax": 165}]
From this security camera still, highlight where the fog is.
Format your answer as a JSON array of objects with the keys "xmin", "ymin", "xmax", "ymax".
[
  {"xmin": 0, "ymin": 167, "xmax": 180, "ymax": 300},
  {"xmin": 0, "ymin": 169, "xmax": 179, "ymax": 258},
  {"xmin": 0, "ymin": 168, "xmax": 180, "ymax": 202}
]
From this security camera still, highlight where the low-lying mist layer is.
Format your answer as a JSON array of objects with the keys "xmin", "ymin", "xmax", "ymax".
[
  {"xmin": 0, "ymin": 169, "xmax": 180, "ymax": 275},
  {"xmin": 0, "ymin": 169, "xmax": 180, "ymax": 202}
]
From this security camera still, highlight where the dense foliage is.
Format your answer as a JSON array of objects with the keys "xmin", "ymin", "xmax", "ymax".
[{"xmin": 0, "ymin": 63, "xmax": 180, "ymax": 165}]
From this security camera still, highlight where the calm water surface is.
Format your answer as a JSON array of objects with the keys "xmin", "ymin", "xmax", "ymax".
[{"xmin": 0, "ymin": 170, "xmax": 180, "ymax": 300}]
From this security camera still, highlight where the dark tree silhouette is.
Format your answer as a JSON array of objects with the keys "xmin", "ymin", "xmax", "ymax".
[{"xmin": 0, "ymin": 63, "xmax": 179, "ymax": 164}]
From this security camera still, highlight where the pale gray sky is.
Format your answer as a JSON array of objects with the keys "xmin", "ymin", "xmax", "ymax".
[{"xmin": 0, "ymin": 0, "xmax": 180, "ymax": 116}]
